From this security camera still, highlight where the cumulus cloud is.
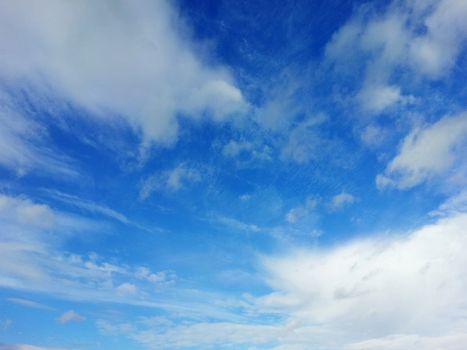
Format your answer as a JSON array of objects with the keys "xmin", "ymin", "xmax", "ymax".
[
  {"xmin": 357, "ymin": 85, "xmax": 415, "ymax": 114},
  {"xmin": 377, "ymin": 111, "xmax": 467, "ymax": 189},
  {"xmin": 330, "ymin": 192, "xmax": 356, "ymax": 210},
  {"xmin": 259, "ymin": 212, "xmax": 467, "ymax": 348},
  {"xmin": 326, "ymin": 0, "xmax": 467, "ymax": 114},
  {"xmin": 57, "ymin": 310, "xmax": 85, "ymax": 324},
  {"xmin": 0, "ymin": 0, "xmax": 246, "ymax": 147}
]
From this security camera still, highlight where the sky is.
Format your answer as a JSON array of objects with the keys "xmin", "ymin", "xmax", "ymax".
[{"xmin": 0, "ymin": 0, "xmax": 467, "ymax": 349}]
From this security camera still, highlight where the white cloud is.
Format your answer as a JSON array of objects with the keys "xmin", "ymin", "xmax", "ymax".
[
  {"xmin": 139, "ymin": 164, "xmax": 201, "ymax": 199},
  {"xmin": 0, "ymin": 0, "xmax": 246, "ymax": 146},
  {"xmin": 259, "ymin": 212, "xmax": 467, "ymax": 348},
  {"xmin": 166, "ymin": 165, "xmax": 201, "ymax": 191},
  {"xmin": 360, "ymin": 124, "xmax": 388, "ymax": 147},
  {"xmin": 43, "ymin": 190, "xmax": 129, "ymax": 224},
  {"xmin": 357, "ymin": 85, "xmax": 414, "ymax": 114},
  {"xmin": 57, "ymin": 310, "xmax": 85, "ymax": 324},
  {"xmin": 347, "ymin": 333, "xmax": 467, "ymax": 350},
  {"xmin": 285, "ymin": 197, "xmax": 318, "ymax": 224},
  {"xmin": 0, "ymin": 195, "xmax": 55, "ymax": 230},
  {"xmin": 281, "ymin": 115, "xmax": 329, "ymax": 163},
  {"xmin": 330, "ymin": 192, "xmax": 356, "ymax": 210},
  {"xmin": 431, "ymin": 190, "xmax": 467, "ymax": 217},
  {"xmin": 0, "ymin": 194, "xmax": 183, "ymax": 313},
  {"xmin": 116, "ymin": 283, "xmax": 137, "ymax": 297},
  {"xmin": 0, "ymin": 194, "xmax": 104, "ymax": 250},
  {"xmin": 407, "ymin": 0, "xmax": 467, "ymax": 78},
  {"xmin": 135, "ymin": 267, "xmax": 174, "ymax": 285},
  {"xmin": 214, "ymin": 215, "xmax": 262, "ymax": 233},
  {"xmin": 377, "ymin": 111, "xmax": 467, "ymax": 189},
  {"xmin": 239, "ymin": 194, "xmax": 252, "ymax": 201},
  {"xmin": 326, "ymin": 0, "xmax": 467, "ymax": 114}
]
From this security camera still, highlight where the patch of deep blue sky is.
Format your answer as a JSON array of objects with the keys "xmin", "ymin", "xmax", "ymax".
[{"xmin": 1, "ymin": 1, "xmax": 466, "ymax": 348}]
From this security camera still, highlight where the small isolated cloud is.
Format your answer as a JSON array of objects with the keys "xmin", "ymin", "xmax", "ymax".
[
  {"xmin": 360, "ymin": 124, "xmax": 388, "ymax": 147},
  {"xmin": 357, "ymin": 85, "xmax": 414, "ymax": 114},
  {"xmin": 57, "ymin": 310, "xmax": 85, "ymax": 324},
  {"xmin": 377, "ymin": 111, "xmax": 467, "ymax": 189},
  {"xmin": 281, "ymin": 115, "xmax": 328, "ymax": 164},
  {"xmin": 239, "ymin": 194, "xmax": 251, "ymax": 201},
  {"xmin": 285, "ymin": 197, "xmax": 318, "ymax": 224},
  {"xmin": 135, "ymin": 267, "xmax": 175, "ymax": 285},
  {"xmin": 214, "ymin": 215, "xmax": 261, "ymax": 233},
  {"xmin": 139, "ymin": 164, "xmax": 201, "ymax": 199},
  {"xmin": 330, "ymin": 192, "xmax": 356, "ymax": 210},
  {"xmin": 115, "ymin": 283, "xmax": 137, "ymax": 297}
]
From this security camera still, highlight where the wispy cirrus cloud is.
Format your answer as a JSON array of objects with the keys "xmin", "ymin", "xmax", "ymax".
[
  {"xmin": 42, "ymin": 190, "xmax": 129, "ymax": 224},
  {"xmin": 0, "ymin": 194, "xmax": 244, "ymax": 322},
  {"xmin": 0, "ymin": 92, "xmax": 78, "ymax": 177},
  {"xmin": 7, "ymin": 298, "xmax": 54, "ymax": 311},
  {"xmin": 0, "ymin": 344, "xmax": 65, "ymax": 350}
]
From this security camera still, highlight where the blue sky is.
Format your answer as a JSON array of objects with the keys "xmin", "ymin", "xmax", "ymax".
[{"xmin": 0, "ymin": 0, "xmax": 467, "ymax": 349}]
